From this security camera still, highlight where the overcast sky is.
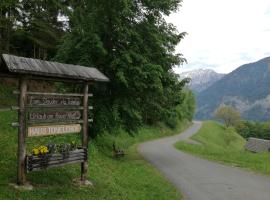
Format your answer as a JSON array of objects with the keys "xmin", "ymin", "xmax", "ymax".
[{"xmin": 166, "ymin": 0, "xmax": 270, "ymax": 74}]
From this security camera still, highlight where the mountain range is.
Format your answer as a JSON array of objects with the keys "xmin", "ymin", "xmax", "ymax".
[
  {"xmin": 194, "ymin": 57, "xmax": 270, "ymax": 121},
  {"xmin": 180, "ymin": 69, "xmax": 225, "ymax": 93}
]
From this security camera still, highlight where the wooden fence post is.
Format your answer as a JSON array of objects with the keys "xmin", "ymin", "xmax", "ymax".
[
  {"xmin": 81, "ymin": 82, "xmax": 89, "ymax": 182},
  {"xmin": 17, "ymin": 77, "xmax": 27, "ymax": 185}
]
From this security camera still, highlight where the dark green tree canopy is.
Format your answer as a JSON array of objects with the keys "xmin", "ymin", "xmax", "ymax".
[
  {"xmin": 0, "ymin": 0, "xmax": 66, "ymax": 59},
  {"xmin": 0, "ymin": 0, "xmax": 195, "ymax": 134},
  {"xmin": 56, "ymin": 0, "xmax": 192, "ymax": 133}
]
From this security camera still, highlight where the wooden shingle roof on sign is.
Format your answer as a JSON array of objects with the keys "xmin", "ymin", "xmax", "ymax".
[{"xmin": 0, "ymin": 54, "xmax": 109, "ymax": 82}]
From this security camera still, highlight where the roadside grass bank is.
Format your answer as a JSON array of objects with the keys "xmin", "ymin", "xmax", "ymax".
[
  {"xmin": 0, "ymin": 110, "xmax": 188, "ymax": 200},
  {"xmin": 175, "ymin": 121, "xmax": 270, "ymax": 176}
]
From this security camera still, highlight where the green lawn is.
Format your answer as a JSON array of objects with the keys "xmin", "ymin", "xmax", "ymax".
[
  {"xmin": 175, "ymin": 121, "xmax": 270, "ymax": 176},
  {"xmin": 0, "ymin": 110, "xmax": 187, "ymax": 200}
]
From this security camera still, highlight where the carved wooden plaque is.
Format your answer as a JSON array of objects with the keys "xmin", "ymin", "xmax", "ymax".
[
  {"xmin": 28, "ymin": 96, "xmax": 81, "ymax": 106},
  {"xmin": 29, "ymin": 111, "xmax": 81, "ymax": 122},
  {"xmin": 28, "ymin": 124, "xmax": 82, "ymax": 137}
]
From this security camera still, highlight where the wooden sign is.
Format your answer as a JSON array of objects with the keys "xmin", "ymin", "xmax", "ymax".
[
  {"xmin": 28, "ymin": 96, "xmax": 81, "ymax": 106},
  {"xmin": 28, "ymin": 124, "xmax": 82, "ymax": 137},
  {"xmin": 29, "ymin": 111, "xmax": 81, "ymax": 122}
]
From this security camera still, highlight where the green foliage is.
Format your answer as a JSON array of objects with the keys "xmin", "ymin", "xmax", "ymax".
[
  {"xmin": 214, "ymin": 105, "xmax": 241, "ymax": 127},
  {"xmin": 175, "ymin": 121, "xmax": 270, "ymax": 176},
  {"xmin": 0, "ymin": 0, "xmax": 195, "ymax": 134},
  {"xmin": 0, "ymin": 79, "xmax": 17, "ymax": 108},
  {"xmin": 0, "ymin": 0, "xmax": 66, "ymax": 59},
  {"xmin": 56, "ymin": 0, "xmax": 193, "ymax": 133},
  {"xmin": 235, "ymin": 120, "xmax": 270, "ymax": 140},
  {"xmin": 0, "ymin": 110, "xmax": 185, "ymax": 200}
]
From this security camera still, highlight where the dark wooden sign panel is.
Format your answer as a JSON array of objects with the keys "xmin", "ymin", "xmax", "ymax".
[
  {"xmin": 28, "ymin": 96, "xmax": 81, "ymax": 106},
  {"xmin": 29, "ymin": 111, "xmax": 81, "ymax": 122}
]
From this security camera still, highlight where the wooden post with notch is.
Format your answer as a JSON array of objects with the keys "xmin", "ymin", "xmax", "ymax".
[
  {"xmin": 17, "ymin": 77, "xmax": 27, "ymax": 185},
  {"xmin": 81, "ymin": 82, "xmax": 89, "ymax": 182}
]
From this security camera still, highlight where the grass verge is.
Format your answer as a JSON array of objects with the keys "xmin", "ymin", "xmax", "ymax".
[
  {"xmin": 0, "ymin": 110, "xmax": 189, "ymax": 200},
  {"xmin": 175, "ymin": 121, "xmax": 270, "ymax": 176}
]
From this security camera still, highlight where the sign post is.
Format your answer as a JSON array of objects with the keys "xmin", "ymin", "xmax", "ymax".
[
  {"xmin": 15, "ymin": 82, "xmax": 92, "ymax": 186},
  {"xmin": 0, "ymin": 54, "xmax": 109, "ymax": 188},
  {"xmin": 17, "ymin": 77, "xmax": 27, "ymax": 185},
  {"xmin": 81, "ymin": 83, "xmax": 89, "ymax": 183}
]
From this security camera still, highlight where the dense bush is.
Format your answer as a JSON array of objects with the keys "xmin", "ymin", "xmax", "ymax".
[{"xmin": 235, "ymin": 120, "xmax": 270, "ymax": 140}]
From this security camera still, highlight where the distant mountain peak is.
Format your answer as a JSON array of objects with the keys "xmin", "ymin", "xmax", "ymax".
[
  {"xmin": 180, "ymin": 68, "xmax": 225, "ymax": 93},
  {"xmin": 196, "ymin": 57, "xmax": 270, "ymax": 121}
]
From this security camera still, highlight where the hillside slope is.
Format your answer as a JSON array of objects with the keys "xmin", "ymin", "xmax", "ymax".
[
  {"xmin": 196, "ymin": 57, "xmax": 270, "ymax": 121},
  {"xmin": 175, "ymin": 121, "xmax": 270, "ymax": 175}
]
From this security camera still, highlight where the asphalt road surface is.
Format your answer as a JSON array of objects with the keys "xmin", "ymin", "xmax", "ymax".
[{"xmin": 139, "ymin": 121, "xmax": 270, "ymax": 200}]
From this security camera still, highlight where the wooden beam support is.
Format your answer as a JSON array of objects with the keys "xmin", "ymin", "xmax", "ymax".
[
  {"xmin": 81, "ymin": 83, "xmax": 89, "ymax": 182},
  {"xmin": 17, "ymin": 77, "xmax": 27, "ymax": 185},
  {"xmin": 0, "ymin": 73, "xmax": 17, "ymax": 78},
  {"xmin": 13, "ymin": 91, "xmax": 93, "ymax": 97}
]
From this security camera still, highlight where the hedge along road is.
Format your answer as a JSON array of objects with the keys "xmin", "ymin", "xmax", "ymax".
[{"xmin": 139, "ymin": 121, "xmax": 270, "ymax": 200}]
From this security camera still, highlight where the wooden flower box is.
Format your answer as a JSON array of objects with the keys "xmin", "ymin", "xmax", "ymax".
[{"xmin": 26, "ymin": 148, "xmax": 87, "ymax": 172}]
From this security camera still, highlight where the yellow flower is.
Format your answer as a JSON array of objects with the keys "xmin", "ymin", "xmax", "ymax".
[
  {"xmin": 32, "ymin": 146, "xmax": 49, "ymax": 155},
  {"xmin": 39, "ymin": 146, "xmax": 49, "ymax": 154},
  {"xmin": 32, "ymin": 148, "xmax": 39, "ymax": 156}
]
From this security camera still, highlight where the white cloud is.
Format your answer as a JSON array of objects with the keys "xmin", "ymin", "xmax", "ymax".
[{"xmin": 167, "ymin": 0, "xmax": 270, "ymax": 74}]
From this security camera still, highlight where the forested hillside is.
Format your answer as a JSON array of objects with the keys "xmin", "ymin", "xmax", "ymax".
[{"xmin": 0, "ymin": 0, "xmax": 195, "ymax": 134}]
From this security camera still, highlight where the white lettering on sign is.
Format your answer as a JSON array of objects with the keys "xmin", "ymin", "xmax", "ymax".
[
  {"xmin": 28, "ymin": 96, "xmax": 81, "ymax": 106},
  {"xmin": 29, "ymin": 111, "xmax": 81, "ymax": 121},
  {"xmin": 28, "ymin": 124, "xmax": 82, "ymax": 137}
]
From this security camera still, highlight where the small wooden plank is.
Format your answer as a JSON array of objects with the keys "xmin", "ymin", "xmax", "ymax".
[
  {"xmin": 13, "ymin": 91, "xmax": 93, "ymax": 97},
  {"xmin": 26, "ymin": 148, "xmax": 87, "ymax": 172},
  {"xmin": 28, "ymin": 96, "xmax": 82, "ymax": 107},
  {"xmin": 0, "ymin": 73, "xmax": 17, "ymax": 78},
  {"xmin": 28, "ymin": 124, "xmax": 82, "ymax": 137},
  {"xmin": 26, "ymin": 106, "xmax": 84, "ymax": 110},
  {"xmin": 30, "ymin": 157, "xmax": 85, "ymax": 167},
  {"xmin": 25, "ymin": 106, "xmax": 93, "ymax": 110},
  {"xmin": 28, "ymin": 111, "xmax": 81, "ymax": 122},
  {"xmin": 29, "ymin": 149, "xmax": 85, "ymax": 160},
  {"xmin": 29, "ymin": 153, "xmax": 86, "ymax": 163},
  {"xmin": 27, "ymin": 119, "xmax": 93, "ymax": 126},
  {"xmin": 28, "ymin": 159, "xmax": 84, "ymax": 172}
]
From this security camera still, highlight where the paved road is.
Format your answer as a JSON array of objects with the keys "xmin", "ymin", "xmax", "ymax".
[{"xmin": 139, "ymin": 121, "xmax": 270, "ymax": 200}]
